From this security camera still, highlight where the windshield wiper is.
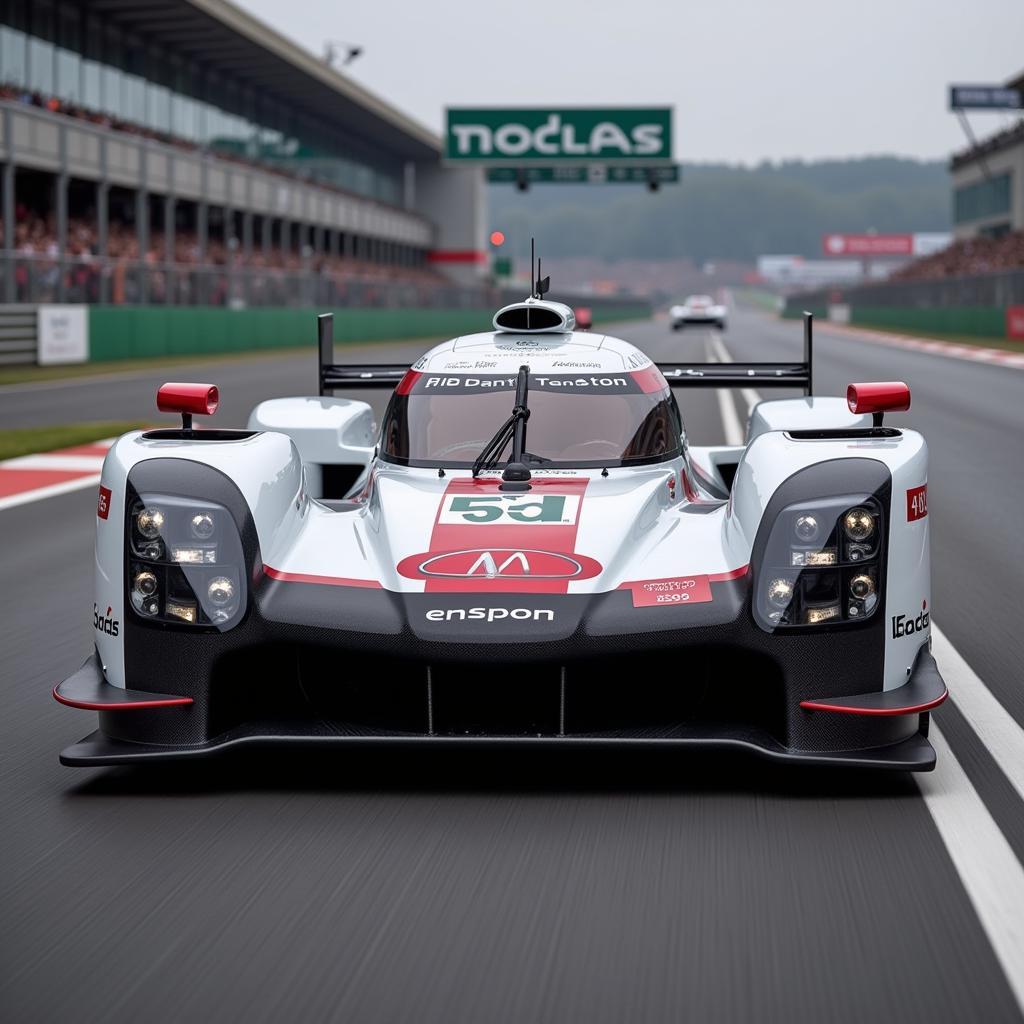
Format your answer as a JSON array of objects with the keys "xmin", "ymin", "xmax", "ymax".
[{"xmin": 471, "ymin": 364, "xmax": 534, "ymax": 491}]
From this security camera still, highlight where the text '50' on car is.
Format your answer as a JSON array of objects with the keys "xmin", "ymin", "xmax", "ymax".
[{"xmin": 55, "ymin": 294, "xmax": 945, "ymax": 769}]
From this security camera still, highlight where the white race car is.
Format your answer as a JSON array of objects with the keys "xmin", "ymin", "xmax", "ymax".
[
  {"xmin": 670, "ymin": 294, "xmax": 727, "ymax": 330},
  {"xmin": 55, "ymin": 294, "xmax": 946, "ymax": 769}
]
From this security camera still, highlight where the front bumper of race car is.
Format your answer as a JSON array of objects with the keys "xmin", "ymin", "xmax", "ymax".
[{"xmin": 56, "ymin": 573, "xmax": 947, "ymax": 770}]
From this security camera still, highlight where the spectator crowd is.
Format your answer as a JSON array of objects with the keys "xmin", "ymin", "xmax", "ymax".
[
  {"xmin": 893, "ymin": 231, "xmax": 1024, "ymax": 282},
  {"xmin": 0, "ymin": 208, "xmax": 446, "ymax": 306}
]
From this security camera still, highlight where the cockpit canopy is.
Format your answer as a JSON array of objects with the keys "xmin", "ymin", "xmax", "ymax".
[{"xmin": 380, "ymin": 369, "xmax": 683, "ymax": 469}]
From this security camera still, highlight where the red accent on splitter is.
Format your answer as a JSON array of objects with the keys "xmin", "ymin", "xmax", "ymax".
[
  {"xmin": 52, "ymin": 685, "xmax": 194, "ymax": 711},
  {"xmin": 157, "ymin": 382, "xmax": 219, "ymax": 416},
  {"xmin": 799, "ymin": 690, "xmax": 947, "ymax": 716},
  {"xmin": 846, "ymin": 381, "xmax": 911, "ymax": 416}
]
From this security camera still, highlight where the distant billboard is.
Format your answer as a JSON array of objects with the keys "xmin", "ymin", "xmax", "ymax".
[
  {"xmin": 822, "ymin": 233, "xmax": 951, "ymax": 258},
  {"xmin": 823, "ymin": 234, "xmax": 914, "ymax": 256},
  {"xmin": 445, "ymin": 108, "xmax": 672, "ymax": 164},
  {"xmin": 949, "ymin": 86, "xmax": 1023, "ymax": 110}
]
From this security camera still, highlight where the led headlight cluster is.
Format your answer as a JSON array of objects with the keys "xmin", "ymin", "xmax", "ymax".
[
  {"xmin": 127, "ymin": 493, "xmax": 245, "ymax": 629},
  {"xmin": 755, "ymin": 496, "xmax": 883, "ymax": 630}
]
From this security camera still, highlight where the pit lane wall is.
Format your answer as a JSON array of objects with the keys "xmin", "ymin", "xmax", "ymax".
[
  {"xmin": 781, "ymin": 269, "xmax": 1024, "ymax": 341},
  {"xmin": 3, "ymin": 299, "xmax": 651, "ymax": 365}
]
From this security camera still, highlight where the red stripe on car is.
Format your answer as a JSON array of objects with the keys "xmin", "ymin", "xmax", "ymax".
[
  {"xmin": 630, "ymin": 365, "xmax": 670, "ymax": 394},
  {"xmin": 422, "ymin": 476, "xmax": 591, "ymax": 594}
]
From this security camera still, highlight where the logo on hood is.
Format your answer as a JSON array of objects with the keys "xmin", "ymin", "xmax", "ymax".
[{"xmin": 404, "ymin": 548, "xmax": 600, "ymax": 581}]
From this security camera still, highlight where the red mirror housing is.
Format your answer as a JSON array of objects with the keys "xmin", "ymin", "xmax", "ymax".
[
  {"xmin": 157, "ymin": 382, "xmax": 219, "ymax": 417},
  {"xmin": 847, "ymin": 381, "xmax": 910, "ymax": 416}
]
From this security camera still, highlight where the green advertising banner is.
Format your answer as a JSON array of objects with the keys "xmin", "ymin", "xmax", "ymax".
[{"xmin": 445, "ymin": 108, "xmax": 672, "ymax": 164}]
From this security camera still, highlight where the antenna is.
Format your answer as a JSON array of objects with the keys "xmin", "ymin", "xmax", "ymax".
[{"xmin": 530, "ymin": 238, "xmax": 536, "ymax": 298}]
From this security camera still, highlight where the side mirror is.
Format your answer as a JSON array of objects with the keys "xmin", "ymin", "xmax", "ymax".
[
  {"xmin": 157, "ymin": 382, "xmax": 219, "ymax": 432},
  {"xmin": 847, "ymin": 381, "xmax": 910, "ymax": 428}
]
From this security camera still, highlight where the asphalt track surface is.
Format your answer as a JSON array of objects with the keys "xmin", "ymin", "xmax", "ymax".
[{"xmin": 3, "ymin": 303, "xmax": 1023, "ymax": 1022}]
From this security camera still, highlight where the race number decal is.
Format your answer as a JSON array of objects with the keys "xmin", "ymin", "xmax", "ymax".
[
  {"xmin": 906, "ymin": 484, "xmax": 928, "ymax": 522},
  {"xmin": 438, "ymin": 493, "xmax": 581, "ymax": 526}
]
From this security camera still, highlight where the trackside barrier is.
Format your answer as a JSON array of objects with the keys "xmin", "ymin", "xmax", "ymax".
[
  {"xmin": 782, "ymin": 269, "xmax": 1024, "ymax": 341},
  {"xmin": 0, "ymin": 300, "xmax": 653, "ymax": 366}
]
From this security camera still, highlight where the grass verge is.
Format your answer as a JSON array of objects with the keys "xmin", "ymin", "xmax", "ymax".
[{"xmin": 0, "ymin": 421, "xmax": 149, "ymax": 461}]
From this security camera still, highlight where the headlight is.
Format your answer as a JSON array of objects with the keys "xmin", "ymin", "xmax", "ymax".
[
  {"xmin": 843, "ymin": 507, "xmax": 874, "ymax": 542},
  {"xmin": 136, "ymin": 506, "xmax": 165, "ymax": 539},
  {"xmin": 127, "ymin": 493, "xmax": 245, "ymax": 630},
  {"xmin": 755, "ymin": 496, "xmax": 883, "ymax": 630}
]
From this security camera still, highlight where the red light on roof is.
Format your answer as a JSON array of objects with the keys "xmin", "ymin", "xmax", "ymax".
[{"xmin": 489, "ymin": 231, "xmax": 505, "ymax": 247}]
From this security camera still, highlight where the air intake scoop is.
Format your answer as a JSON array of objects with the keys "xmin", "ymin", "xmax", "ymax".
[{"xmin": 493, "ymin": 298, "xmax": 576, "ymax": 334}]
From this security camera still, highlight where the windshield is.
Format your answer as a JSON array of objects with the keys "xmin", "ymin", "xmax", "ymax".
[{"xmin": 381, "ymin": 371, "xmax": 683, "ymax": 468}]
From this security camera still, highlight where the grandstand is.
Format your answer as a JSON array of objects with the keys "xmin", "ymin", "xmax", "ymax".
[
  {"xmin": 950, "ymin": 69, "xmax": 1024, "ymax": 243},
  {"xmin": 0, "ymin": 0, "xmax": 486, "ymax": 306}
]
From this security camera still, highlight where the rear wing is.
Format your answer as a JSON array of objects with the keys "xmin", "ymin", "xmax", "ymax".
[
  {"xmin": 656, "ymin": 311, "xmax": 813, "ymax": 394},
  {"xmin": 318, "ymin": 311, "xmax": 815, "ymax": 396}
]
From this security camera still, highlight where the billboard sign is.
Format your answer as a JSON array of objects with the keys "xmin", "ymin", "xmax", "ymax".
[
  {"xmin": 37, "ymin": 305, "xmax": 89, "ymax": 364},
  {"xmin": 487, "ymin": 164, "xmax": 679, "ymax": 184},
  {"xmin": 949, "ymin": 86, "xmax": 1023, "ymax": 110},
  {"xmin": 823, "ymin": 234, "xmax": 914, "ymax": 257},
  {"xmin": 445, "ymin": 108, "xmax": 672, "ymax": 164}
]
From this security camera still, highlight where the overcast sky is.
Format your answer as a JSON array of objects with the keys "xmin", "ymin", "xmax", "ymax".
[{"xmin": 238, "ymin": 0, "xmax": 1024, "ymax": 164}]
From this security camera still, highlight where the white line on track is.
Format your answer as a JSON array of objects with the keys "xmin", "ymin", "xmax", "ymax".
[
  {"xmin": 704, "ymin": 333, "xmax": 746, "ymax": 445},
  {"xmin": 0, "ymin": 473, "xmax": 101, "ymax": 512},
  {"xmin": 919, "ymin": 726, "xmax": 1024, "ymax": 1010},
  {"xmin": 933, "ymin": 626, "xmax": 1024, "ymax": 805},
  {"xmin": 712, "ymin": 328, "xmax": 1024, "ymax": 1015}
]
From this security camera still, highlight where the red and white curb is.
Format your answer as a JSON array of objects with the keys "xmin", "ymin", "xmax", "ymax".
[
  {"xmin": 0, "ymin": 439, "xmax": 113, "ymax": 512},
  {"xmin": 821, "ymin": 321, "xmax": 1024, "ymax": 370}
]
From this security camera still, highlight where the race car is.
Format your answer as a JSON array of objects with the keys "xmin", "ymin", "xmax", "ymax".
[
  {"xmin": 55, "ymin": 295, "xmax": 946, "ymax": 769},
  {"xmin": 670, "ymin": 294, "xmax": 727, "ymax": 330}
]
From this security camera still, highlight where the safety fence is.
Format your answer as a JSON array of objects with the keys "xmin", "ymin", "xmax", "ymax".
[
  {"xmin": 782, "ymin": 269, "xmax": 1024, "ymax": 340},
  {"xmin": 1, "ymin": 295, "xmax": 652, "ymax": 366}
]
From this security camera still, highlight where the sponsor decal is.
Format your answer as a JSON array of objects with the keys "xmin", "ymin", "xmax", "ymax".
[
  {"xmin": 97, "ymin": 485, "xmax": 112, "ymax": 520},
  {"xmin": 439, "ymin": 493, "xmax": 580, "ymax": 526},
  {"xmin": 425, "ymin": 477, "xmax": 589, "ymax": 593},
  {"xmin": 425, "ymin": 607, "xmax": 554, "ymax": 622},
  {"xmin": 907, "ymin": 483, "xmax": 928, "ymax": 522},
  {"xmin": 620, "ymin": 575, "xmax": 713, "ymax": 608},
  {"xmin": 399, "ymin": 548, "xmax": 602, "ymax": 582},
  {"xmin": 406, "ymin": 373, "xmax": 664, "ymax": 396},
  {"xmin": 892, "ymin": 600, "xmax": 930, "ymax": 639},
  {"xmin": 617, "ymin": 566, "xmax": 748, "ymax": 608},
  {"xmin": 93, "ymin": 603, "xmax": 119, "ymax": 636}
]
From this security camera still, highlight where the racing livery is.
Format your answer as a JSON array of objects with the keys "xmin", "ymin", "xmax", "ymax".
[{"xmin": 55, "ymin": 296, "xmax": 946, "ymax": 768}]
